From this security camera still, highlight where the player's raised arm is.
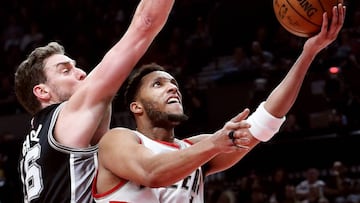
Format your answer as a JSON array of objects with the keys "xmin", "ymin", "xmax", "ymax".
[
  {"xmin": 203, "ymin": 3, "xmax": 346, "ymax": 176},
  {"xmin": 56, "ymin": 0, "xmax": 175, "ymax": 147}
]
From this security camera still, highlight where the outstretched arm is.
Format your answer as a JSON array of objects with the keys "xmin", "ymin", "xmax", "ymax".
[
  {"xmin": 264, "ymin": 4, "xmax": 345, "ymax": 117},
  {"xmin": 96, "ymin": 109, "xmax": 250, "ymax": 192},
  {"xmin": 56, "ymin": 0, "xmax": 175, "ymax": 147},
  {"xmin": 201, "ymin": 3, "xmax": 346, "ymax": 176}
]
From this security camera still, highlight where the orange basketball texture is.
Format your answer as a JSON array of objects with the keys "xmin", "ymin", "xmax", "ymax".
[{"xmin": 273, "ymin": 0, "xmax": 343, "ymax": 37}]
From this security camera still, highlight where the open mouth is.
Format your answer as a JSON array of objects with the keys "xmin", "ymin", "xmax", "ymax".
[{"xmin": 167, "ymin": 97, "xmax": 180, "ymax": 104}]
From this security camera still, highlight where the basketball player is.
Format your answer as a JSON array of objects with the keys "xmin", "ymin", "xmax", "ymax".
[
  {"xmin": 92, "ymin": 3, "xmax": 345, "ymax": 203},
  {"xmin": 15, "ymin": 0, "xmax": 175, "ymax": 202}
]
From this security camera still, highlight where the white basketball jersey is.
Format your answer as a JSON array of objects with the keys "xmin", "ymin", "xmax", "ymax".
[{"xmin": 93, "ymin": 130, "xmax": 204, "ymax": 203}]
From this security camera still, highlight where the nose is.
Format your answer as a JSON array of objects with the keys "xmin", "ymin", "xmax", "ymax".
[
  {"xmin": 167, "ymin": 83, "xmax": 180, "ymax": 94},
  {"xmin": 76, "ymin": 68, "xmax": 87, "ymax": 80}
]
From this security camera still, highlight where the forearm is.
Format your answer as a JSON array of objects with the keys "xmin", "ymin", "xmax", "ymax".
[
  {"xmin": 264, "ymin": 49, "xmax": 316, "ymax": 117},
  {"xmin": 205, "ymin": 136, "xmax": 260, "ymax": 176},
  {"xmin": 186, "ymin": 134, "xmax": 212, "ymax": 144},
  {"xmin": 205, "ymin": 103, "xmax": 284, "ymax": 175},
  {"xmin": 87, "ymin": 0, "xmax": 175, "ymax": 99},
  {"xmin": 143, "ymin": 139, "xmax": 220, "ymax": 187},
  {"xmin": 208, "ymin": 50, "xmax": 315, "ymax": 172}
]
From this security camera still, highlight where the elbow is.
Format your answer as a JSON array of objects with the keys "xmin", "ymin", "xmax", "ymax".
[
  {"xmin": 141, "ymin": 171, "xmax": 171, "ymax": 188},
  {"xmin": 141, "ymin": 15, "xmax": 154, "ymax": 30},
  {"xmin": 130, "ymin": 0, "xmax": 175, "ymax": 35},
  {"xmin": 145, "ymin": 173, "xmax": 168, "ymax": 188},
  {"xmin": 140, "ymin": 16, "xmax": 167, "ymax": 33},
  {"xmin": 134, "ymin": 10, "xmax": 170, "ymax": 34},
  {"xmin": 141, "ymin": 0, "xmax": 174, "ymax": 29},
  {"xmin": 146, "ymin": 180, "xmax": 163, "ymax": 188}
]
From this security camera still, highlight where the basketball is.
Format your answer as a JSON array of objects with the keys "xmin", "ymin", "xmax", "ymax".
[{"xmin": 273, "ymin": 0, "xmax": 343, "ymax": 37}]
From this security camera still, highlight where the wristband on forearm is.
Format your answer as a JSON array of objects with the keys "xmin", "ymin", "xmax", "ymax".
[{"xmin": 246, "ymin": 102, "xmax": 286, "ymax": 142}]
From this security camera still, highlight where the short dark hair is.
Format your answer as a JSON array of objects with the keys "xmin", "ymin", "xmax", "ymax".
[
  {"xmin": 124, "ymin": 63, "xmax": 165, "ymax": 108},
  {"xmin": 14, "ymin": 42, "xmax": 65, "ymax": 115}
]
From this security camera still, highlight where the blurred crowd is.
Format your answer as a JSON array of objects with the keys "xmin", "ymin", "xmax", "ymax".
[
  {"xmin": 1, "ymin": 0, "xmax": 360, "ymax": 202},
  {"xmin": 1, "ymin": 1, "xmax": 360, "ymax": 134},
  {"xmin": 205, "ymin": 161, "xmax": 360, "ymax": 203}
]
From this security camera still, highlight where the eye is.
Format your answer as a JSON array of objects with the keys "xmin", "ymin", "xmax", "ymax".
[
  {"xmin": 62, "ymin": 68, "xmax": 70, "ymax": 74},
  {"xmin": 61, "ymin": 62, "xmax": 75, "ymax": 74},
  {"xmin": 153, "ymin": 81, "xmax": 161, "ymax": 87}
]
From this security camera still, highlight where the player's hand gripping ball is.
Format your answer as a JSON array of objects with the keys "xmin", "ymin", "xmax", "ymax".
[{"xmin": 273, "ymin": 0, "xmax": 344, "ymax": 37}]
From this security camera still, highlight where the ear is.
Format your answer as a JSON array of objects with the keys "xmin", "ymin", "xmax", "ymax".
[
  {"xmin": 130, "ymin": 101, "xmax": 143, "ymax": 114},
  {"xmin": 33, "ymin": 84, "xmax": 51, "ymax": 101}
]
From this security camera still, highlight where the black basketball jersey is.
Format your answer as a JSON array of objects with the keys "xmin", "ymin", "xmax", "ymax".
[{"xmin": 18, "ymin": 103, "xmax": 97, "ymax": 203}]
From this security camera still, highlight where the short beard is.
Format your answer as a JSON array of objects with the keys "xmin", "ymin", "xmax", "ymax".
[
  {"xmin": 51, "ymin": 84, "xmax": 72, "ymax": 102},
  {"xmin": 142, "ymin": 99, "xmax": 188, "ymax": 128}
]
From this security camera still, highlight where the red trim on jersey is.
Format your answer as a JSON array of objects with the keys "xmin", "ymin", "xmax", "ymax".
[
  {"xmin": 156, "ymin": 140, "xmax": 180, "ymax": 148},
  {"xmin": 183, "ymin": 139, "xmax": 194, "ymax": 145},
  {"xmin": 137, "ymin": 135, "xmax": 142, "ymax": 144},
  {"xmin": 92, "ymin": 170, "xmax": 128, "ymax": 199}
]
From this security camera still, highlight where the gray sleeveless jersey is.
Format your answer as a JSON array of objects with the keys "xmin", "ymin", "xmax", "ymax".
[{"xmin": 19, "ymin": 103, "xmax": 97, "ymax": 203}]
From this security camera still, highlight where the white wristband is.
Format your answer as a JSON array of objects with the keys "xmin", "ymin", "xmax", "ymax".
[{"xmin": 246, "ymin": 102, "xmax": 286, "ymax": 142}]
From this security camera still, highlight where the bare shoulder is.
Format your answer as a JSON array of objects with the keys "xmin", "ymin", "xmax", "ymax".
[
  {"xmin": 107, "ymin": 127, "xmax": 133, "ymax": 134},
  {"xmin": 99, "ymin": 127, "xmax": 137, "ymax": 145}
]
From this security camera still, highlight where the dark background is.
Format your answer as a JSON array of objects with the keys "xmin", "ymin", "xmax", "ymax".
[{"xmin": 1, "ymin": 0, "xmax": 360, "ymax": 202}]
